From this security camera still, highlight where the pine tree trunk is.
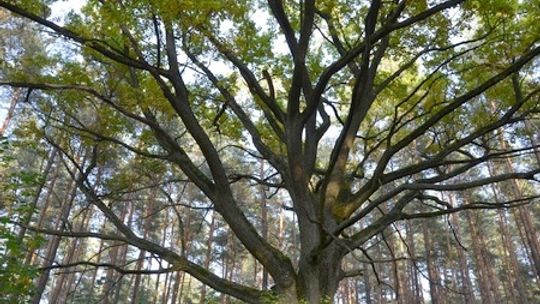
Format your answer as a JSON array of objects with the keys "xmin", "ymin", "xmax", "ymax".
[
  {"xmin": 478, "ymin": 226, "xmax": 503, "ymax": 304},
  {"xmin": 278, "ymin": 201, "xmax": 285, "ymax": 250},
  {"xmin": 487, "ymin": 163, "xmax": 529, "ymax": 303},
  {"xmin": 422, "ymin": 219, "xmax": 441, "ymax": 304},
  {"xmin": 159, "ymin": 221, "xmax": 172, "ymax": 303},
  {"xmin": 89, "ymin": 236, "xmax": 104, "ymax": 301},
  {"xmin": 465, "ymin": 210, "xmax": 496, "ymax": 304},
  {"xmin": 102, "ymin": 203, "xmax": 128, "ymax": 304},
  {"xmin": 386, "ymin": 228, "xmax": 406, "ymax": 303},
  {"xmin": 374, "ymin": 238, "xmax": 385, "ymax": 303},
  {"xmin": 50, "ymin": 206, "xmax": 92, "ymax": 303},
  {"xmin": 363, "ymin": 264, "xmax": 373, "ymax": 304},
  {"xmin": 177, "ymin": 209, "xmax": 194, "ymax": 304},
  {"xmin": 17, "ymin": 148, "xmax": 58, "ymax": 242},
  {"xmin": 170, "ymin": 215, "xmax": 185, "ymax": 304},
  {"xmin": 159, "ymin": 273, "xmax": 169, "ymax": 304},
  {"xmin": 184, "ymin": 274, "xmax": 192, "ymax": 303},
  {"xmin": 446, "ymin": 193, "xmax": 474, "ymax": 304},
  {"xmin": 162, "ymin": 271, "xmax": 172, "ymax": 304},
  {"xmin": 170, "ymin": 271, "xmax": 182, "ymax": 304},
  {"xmin": 24, "ymin": 162, "xmax": 60, "ymax": 265},
  {"xmin": 163, "ymin": 214, "xmax": 177, "ymax": 304},
  {"xmin": 199, "ymin": 211, "xmax": 216, "ymax": 304},
  {"xmin": 454, "ymin": 221, "xmax": 474, "ymax": 304},
  {"xmin": 259, "ymin": 160, "xmax": 269, "ymax": 290},
  {"xmin": 0, "ymin": 88, "xmax": 22, "ymax": 137},
  {"xmin": 405, "ymin": 222, "xmax": 422, "ymax": 303},
  {"xmin": 154, "ymin": 210, "xmax": 170, "ymax": 304},
  {"xmin": 32, "ymin": 172, "xmax": 79, "ymax": 304},
  {"xmin": 497, "ymin": 135, "xmax": 540, "ymax": 281},
  {"xmin": 130, "ymin": 248, "xmax": 146, "ymax": 303},
  {"xmin": 524, "ymin": 119, "xmax": 540, "ymax": 165}
]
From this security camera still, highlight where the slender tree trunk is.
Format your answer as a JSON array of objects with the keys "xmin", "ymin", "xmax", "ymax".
[
  {"xmin": 524, "ymin": 119, "xmax": 540, "ymax": 166},
  {"xmin": 170, "ymin": 271, "xmax": 182, "ymax": 304},
  {"xmin": 497, "ymin": 208, "xmax": 524, "ymax": 303},
  {"xmin": 185, "ymin": 274, "xmax": 192, "ymax": 303},
  {"xmin": 487, "ymin": 163, "xmax": 529, "ymax": 303},
  {"xmin": 259, "ymin": 160, "xmax": 269, "ymax": 290},
  {"xmin": 64, "ymin": 211, "xmax": 93, "ymax": 300},
  {"xmin": 199, "ymin": 211, "xmax": 216, "ymax": 304},
  {"xmin": 422, "ymin": 220, "xmax": 441, "ymax": 304},
  {"xmin": 131, "ymin": 246, "xmax": 147, "ymax": 302},
  {"xmin": 32, "ymin": 171, "xmax": 79, "ymax": 304},
  {"xmin": 164, "ymin": 215, "xmax": 178, "ymax": 304},
  {"xmin": 113, "ymin": 202, "xmax": 135, "ymax": 303},
  {"xmin": 278, "ymin": 200, "xmax": 285, "ymax": 250},
  {"xmin": 132, "ymin": 198, "xmax": 155, "ymax": 303},
  {"xmin": 465, "ymin": 210, "xmax": 496, "ymax": 304},
  {"xmin": 454, "ymin": 221, "xmax": 474, "ymax": 304},
  {"xmin": 450, "ymin": 214, "xmax": 475, "ymax": 304},
  {"xmin": 0, "ymin": 88, "xmax": 21, "ymax": 137},
  {"xmin": 405, "ymin": 222, "xmax": 422, "ymax": 303},
  {"xmin": 363, "ymin": 264, "xmax": 372, "ymax": 304},
  {"xmin": 89, "ymin": 235, "xmax": 105, "ymax": 301},
  {"xmin": 446, "ymin": 193, "xmax": 474, "ymax": 304},
  {"xmin": 224, "ymin": 231, "xmax": 239, "ymax": 304},
  {"xmin": 24, "ymin": 162, "xmax": 60, "ymax": 265},
  {"xmin": 386, "ymin": 228, "xmax": 405, "ymax": 303},
  {"xmin": 159, "ymin": 220, "xmax": 172, "ymax": 303},
  {"xmin": 347, "ymin": 279, "xmax": 353, "ymax": 303},
  {"xmin": 479, "ymin": 226, "xmax": 503, "ymax": 304},
  {"xmin": 163, "ymin": 271, "xmax": 172, "ymax": 304},
  {"xmin": 102, "ymin": 203, "xmax": 128, "ymax": 304},
  {"xmin": 512, "ymin": 185, "xmax": 540, "ymax": 280},
  {"xmin": 17, "ymin": 148, "xmax": 58, "ymax": 242},
  {"xmin": 373, "ymin": 235, "xmax": 385, "ymax": 303},
  {"xmin": 397, "ymin": 227, "xmax": 411, "ymax": 303},
  {"xmin": 158, "ymin": 263, "xmax": 167, "ymax": 302},
  {"xmin": 102, "ymin": 250, "xmax": 120, "ymax": 304},
  {"xmin": 178, "ymin": 209, "xmax": 194, "ymax": 304},
  {"xmin": 155, "ymin": 211, "xmax": 170, "ymax": 304},
  {"xmin": 50, "ymin": 207, "xmax": 92, "ymax": 303},
  {"xmin": 497, "ymin": 134, "xmax": 540, "ymax": 281}
]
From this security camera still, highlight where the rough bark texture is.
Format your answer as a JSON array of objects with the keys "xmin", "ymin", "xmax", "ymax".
[{"xmin": 1, "ymin": 1, "xmax": 540, "ymax": 303}]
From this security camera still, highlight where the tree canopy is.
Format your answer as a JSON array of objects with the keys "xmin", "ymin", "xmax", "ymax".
[{"xmin": 1, "ymin": 0, "xmax": 540, "ymax": 303}]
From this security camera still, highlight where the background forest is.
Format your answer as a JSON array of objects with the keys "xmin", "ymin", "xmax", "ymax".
[{"xmin": 0, "ymin": 0, "xmax": 540, "ymax": 303}]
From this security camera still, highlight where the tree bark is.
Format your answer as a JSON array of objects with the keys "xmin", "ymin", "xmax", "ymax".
[
  {"xmin": 363, "ymin": 264, "xmax": 372, "ymax": 304},
  {"xmin": 524, "ymin": 119, "xmax": 540, "ymax": 165},
  {"xmin": 422, "ymin": 219, "xmax": 441, "ymax": 304},
  {"xmin": 131, "ymin": 192, "xmax": 158, "ymax": 303},
  {"xmin": 496, "ymin": 132, "xmax": 540, "ymax": 281},
  {"xmin": 49, "ymin": 206, "xmax": 92, "ymax": 303},
  {"xmin": 0, "ymin": 88, "xmax": 21, "ymax": 137},
  {"xmin": 199, "ymin": 211, "xmax": 216, "ymax": 304},
  {"xmin": 17, "ymin": 148, "xmax": 58, "ymax": 242},
  {"xmin": 487, "ymin": 163, "xmax": 529, "ymax": 303},
  {"xmin": 32, "ymin": 171, "xmax": 79, "ymax": 304},
  {"xmin": 260, "ymin": 160, "xmax": 269, "ymax": 290},
  {"xmin": 102, "ymin": 202, "xmax": 129, "ymax": 304},
  {"xmin": 405, "ymin": 222, "xmax": 422, "ymax": 303},
  {"xmin": 88, "ymin": 234, "xmax": 105, "ymax": 301},
  {"xmin": 455, "ymin": 221, "xmax": 474, "ymax": 304},
  {"xmin": 155, "ymin": 210, "xmax": 170, "ymax": 304},
  {"xmin": 465, "ymin": 209, "xmax": 496, "ymax": 304},
  {"xmin": 24, "ymin": 161, "xmax": 59, "ymax": 265},
  {"xmin": 296, "ymin": 241, "xmax": 343, "ymax": 303}
]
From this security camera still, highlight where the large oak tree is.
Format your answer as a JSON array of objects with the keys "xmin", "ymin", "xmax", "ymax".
[{"xmin": 1, "ymin": 0, "xmax": 540, "ymax": 302}]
